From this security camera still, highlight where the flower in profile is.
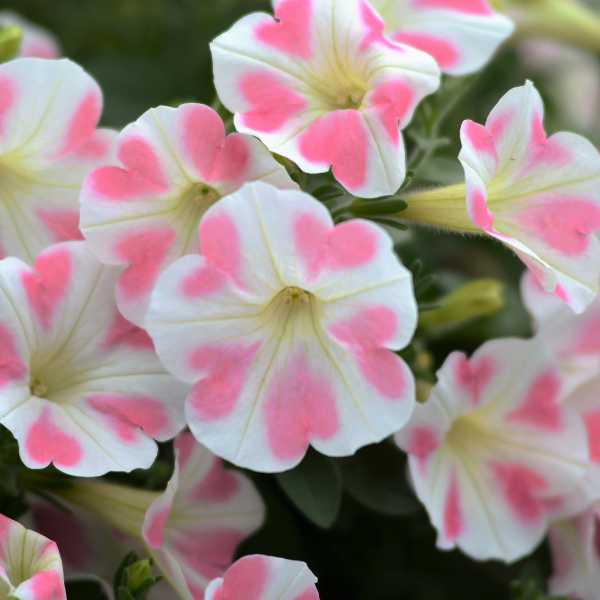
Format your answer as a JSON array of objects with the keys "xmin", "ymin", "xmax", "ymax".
[
  {"xmin": 210, "ymin": 0, "xmax": 440, "ymax": 198},
  {"xmin": 80, "ymin": 103, "xmax": 297, "ymax": 327},
  {"xmin": 395, "ymin": 337, "xmax": 589, "ymax": 562},
  {"xmin": 548, "ymin": 503, "xmax": 600, "ymax": 600},
  {"xmin": 0, "ymin": 514, "xmax": 66, "ymax": 600},
  {"xmin": 0, "ymin": 58, "xmax": 116, "ymax": 265},
  {"xmin": 368, "ymin": 0, "xmax": 514, "ymax": 75},
  {"xmin": 147, "ymin": 181, "xmax": 418, "ymax": 473},
  {"xmin": 0, "ymin": 10, "xmax": 61, "ymax": 59},
  {"xmin": 205, "ymin": 555, "xmax": 319, "ymax": 600},
  {"xmin": 402, "ymin": 82, "xmax": 600, "ymax": 313},
  {"xmin": 0, "ymin": 241, "xmax": 187, "ymax": 476},
  {"xmin": 58, "ymin": 432, "xmax": 265, "ymax": 600}
]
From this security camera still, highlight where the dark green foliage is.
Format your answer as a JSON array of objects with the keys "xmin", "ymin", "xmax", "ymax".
[{"xmin": 113, "ymin": 551, "xmax": 164, "ymax": 600}]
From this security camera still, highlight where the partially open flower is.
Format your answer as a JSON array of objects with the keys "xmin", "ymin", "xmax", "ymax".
[
  {"xmin": 395, "ymin": 337, "xmax": 589, "ymax": 562},
  {"xmin": 80, "ymin": 103, "xmax": 296, "ymax": 327},
  {"xmin": 368, "ymin": 0, "xmax": 514, "ymax": 75},
  {"xmin": 0, "ymin": 241, "xmax": 187, "ymax": 476},
  {"xmin": 0, "ymin": 10, "xmax": 61, "ymax": 59},
  {"xmin": 205, "ymin": 555, "xmax": 319, "ymax": 600},
  {"xmin": 210, "ymin": 0, "xmax": 440, "ymax": 198},
  {"xmin": 0, "ymin": 58, "xmax": 116, "ymax": 265},
  {"xmin": 147, "ymin": 182, "xmax": 418, "ymax": 473},
  {"xmin": 0, "ymin": 514, "xmax": 66, "ymax": 600}
]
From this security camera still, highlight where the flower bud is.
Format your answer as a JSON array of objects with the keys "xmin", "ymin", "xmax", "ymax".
[
  {"xmin": 128, "ymin": 559, "xmax": 153, "ymax": 592},
  {"xmin": 0, "ymin": 26, "xmax": 23, "ymax": 63}
]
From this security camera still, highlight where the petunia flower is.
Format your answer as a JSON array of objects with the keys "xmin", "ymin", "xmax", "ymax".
[
  {"xmin": 0, "ymin": 10, "xmax": 61, "ymax": 59},
  {"xmin": 58, "ymin": 431, "xmax": 265, "ymax": 600},
  {"xmin": 0, "ymin": 514, "xmax": 66, "ymax": 600},
  {"xmin": 80, "ymin": 102, "xmax": 297, "ymax": 327},
  {"xmin": 146, "ymin": 181, "xmax": 418, "ymax": 473},
  {"xmin": 0, "ymin": 57, "xmax": 116, "ymax": 265},
  {"xmin": 395, "ymin": 337, "xmax": 589, "ymax": 562},
  {"xmin": 368, "ymin": 0, "xmax": 514, "ymax": 75},
  {"xmin": 401, "ymin": 82, "xmax": 600, "ymax": 313},
  {"xmin": 548, "ymin": 502, "xmax": 600, "ymax": 600},
  {"xmin": 0, "ymin": 241, "xmax": 187, "ymax": 476},
  {"xmin": 205, "ymin": 555, "xmax": 319, "ymax": 600},
  {"xmin": 210, "ymin": 0, "xmax": 440, "ymax": 198}
]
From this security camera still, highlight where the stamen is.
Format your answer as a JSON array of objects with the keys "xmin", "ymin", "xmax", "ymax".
[
  {"xmin": 30, "ymin": 376, "xmax": 47, "ymax": 398},
  {"xmin": 283, "ymin": 286, "xmax": 309, "ymax": 304}
]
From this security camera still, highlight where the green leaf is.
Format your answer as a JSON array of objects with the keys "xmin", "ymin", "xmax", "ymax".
[
  {"xmin": 509, "ymin": 563, "xmax": 572, "ymax": 600},
  {"xmin": 367, "ymin": 217, "xmax": 409, "ymax": 231},
  {"xmin": 350, "ymin": 197, "xmax": 408, "ymax": 216},
  {"xmin": 114, "ymin": 551, "xmax": 139, "ymax": 600},
  {"xmin": 337, "ymin": 442, "xmax": 420, "ymax": 516},
  {"xmin": 311, "ymin": 184, "xmax": 344, "ymax": 202},
  {"xmin": 414, "ymin": 274, "xmax": 436, "ymax": 298},
  {"xmin": 0, "ymin": 461, "xmax": 18, "ymax": 496},
  {"xmin": 275, "ymin": 448, "xmax": 342, "ymax": 529}
]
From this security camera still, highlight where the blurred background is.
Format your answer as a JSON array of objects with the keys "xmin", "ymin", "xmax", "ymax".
[{"xmin": 3, "ymin": 1, "xmax": 600, "ymax": 598}]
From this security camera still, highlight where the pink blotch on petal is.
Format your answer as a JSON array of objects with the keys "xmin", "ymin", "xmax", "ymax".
[
  {"xmin": 463, "ymin": 120, "xmax": 497, "ymax": 156},
  {"xmin": 584, "ymin": 409, "xmax": 600, "ymax": 463},
  {"xmin": 0, "ymin": 324, "xmax": 27, "ymax": 390},
  {"xmin": 299, "ymin": 110, "xmax": 368, "ymax": 192},
  {"xmin": 90, "ymin": 137, "xmax": 169, "ymax": 200},
  {"xmin": 37, "ymin": 209, "xmax": 84, "ymax": 242},
  {"xmin": 191, "ymin": 458, "xmax": 240, "ymax": 503},
  {"xmin": 575, "ymin": 316, "xmax": 600, "ymax": 353},
  {"xmin": 327, "ymin": 221, "xmax": 377, "ymax": 269},
  {"xmin": 294, "ymin": 212, "xmax": 329, "ymax": 277},
  {"xmin": 517, "ymin": 199, "xmax": 600, "ymax": 255},
  {"xmin": 507, "ymin": 371, "xmax": 562, "ymax": 431},
  {"xmin": 174, "ymin": 431, "xmax": 196, "ymax": 470},
  {"xmin": 328, "ymin": 307, "xmax": 406, "ymax": 399},
  {"xmin": 265, "ymin": 353, "xmax": 339, "ymax": 461},
  {"xmin": 554, "ymin": 284, "xmax": 569, "ymax": 303},
  {"xmin": 239, "ymin": 73, "xmax": 307, "ymax": 133},
  {"xmin": 102, "ymin": 310, "xmax": 154, "ymax": 351},
  {"xmin": 492, "ymin": 463, "xmax": 547, "ymax": 522},
  {"xmin": 56, "ymin": 92, "xmax": 101, "ymax": 159},
  {"xmin": 531, "ymin": 112, "xmax": 547, "ymax": 146},
  {"xmin": 22, "ymin": 247, "xmax": 71, "ymax": 331},
  {"xmin": 255, "ymin": 0, "xmax": 312, "ymax": 59},
  {"xmin": 144, "ymin": 507, "xmax": 170, "ymax": 549},
  {"xmin": 221, "ymin": 555, "xmax": 268, "ymax": 600},
  {"xmin": 0, "ymin": 77, "xmax": 14, "ymax": 139},
  {"xmin": 87, "ymin": 394, "xmax": 169, "ymax": 442},
  {"xmin": 174, "ymin": 529, "xmax": 246, "ymax": 582},
  {"xmin": 407, "ymin": 426, "xmax": 441, "ymax": 456},
  {"xmin": 443, "ymin": 474, "xmax": 464, "ymax": 543},
  {"xmin": 456, "ymin": 355, "xmax": 493, "ymax": 404},
  {"xmin": 470, "ymin": 189, "xmax": 494, "ymax": 230},
  {"xmin": 117, "ymin": 228, "xmax": 177, "ymax": 301},
  {"xmin": 393, "ymin": 31, "xmax": 458, "ymax": 69},
  {"xmin": 360, "ymin": 1, "xmax": 404, "ymax": 52},
  {"xmin": 189, "ymin": 342, "xmax": 261, "ymax": 420},
  {"xmin": 72, "ymin": 133, "xmax": 110, "ymax": 160},
  {"xmin": 370, "ymin": 80, "xmax": 414, "ymax": 144},
  {"xmin": 487, "ymin": 111, "xmax": 512, "ymax": 144},
  {"xmin": 26, "ymin": 407, "xmax": 82, "ymax": 468},
  {"xmin": 22, "ymin": 42, "xmax": 58, "ymax": 59},
  {"xmin": 412, "ymin": 0, "xmax": 494, "ymax": 15},
  {"xmin": 30, "ymin": 570, "xmax": 64, "ymax": 600}
]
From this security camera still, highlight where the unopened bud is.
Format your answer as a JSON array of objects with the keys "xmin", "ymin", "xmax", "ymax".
[
  {"xmin": 0, "ymin": 26, "xmax": 23, "ymax": 63},
  {"xmin": 419, "ymin": 279, "xmax": 504, "ymax": 332},
  {"xmin": 128, "ymin": 559, "xmax": 152, "ymax": 592}
]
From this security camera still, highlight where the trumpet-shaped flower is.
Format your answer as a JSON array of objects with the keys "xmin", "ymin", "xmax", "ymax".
[
  {"xmin": 210, "ymin": 0, "xmax": 440, "ymax": 198},
  {"xmin": 0, "ymin": 514, "xmax": 66, "ymax": 600},
  {"xmin": 147, "ymin": 181, "xmax": 418, "ymax": 473},
  {"xmin": 395, "ymin": 337, "xmax": 589, "ymax": 562},
  {"xmin": 0, "ymin": 241, "xmax": 187, "ymax": 476},
  {"xmin": 0, "ymin": 58, "xmax": 116, "ymax": 265},
  {"xmin": 368, "ymin": 0, "xmax": 514, "ymax": 75},
  {"xmin": 0, "ymin": 11, "xmax": 61, "ymax": 59},
  {"xmin": 59, "ymin": 432, "xmax": 265, "ymax": 600},
  {"xmin": 205, "ymin": 555, "xmax": 319, "ymax": 600},
  {"xmin": 80, "ymin": 103, "xmax": 296, "ymax": 327}
]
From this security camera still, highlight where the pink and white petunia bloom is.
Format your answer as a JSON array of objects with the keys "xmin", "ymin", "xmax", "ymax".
[
  {"xmin": 0, "ymin": 10, "xmax": 61, "ymax": 59},
  {"xmin": 204, "ymin": 555, "xmax": 319, "ymax": 600},
  {"xmin": 146, "ymin": 181, "xmax": 418, "ymax": 473},
  {"xmin": 80, "ymin": 103, "xmax": 297, "ymax": 327},
  {"xmin": 395, "ymin": 337, "xmax": 589, "ymax": 562},
  {"xmin": 548, "ymin": 503, "xmax": 600, "ymax": 600},
  {"xmin": 210, "ymin": 0, "xmax": 440, "ymax": 198},
  {"xmin": 58, "ymin": 431, "xmax": 265, "ymax": 600},
  {"xmin": 459, "ymin": 81, "xmax": 600, "ymax": 314},
  {"xmin": 0, "ymin": 514, "xmax": 66, "ymax": 600},
  {"xmin": 368, "ymin": 0, "xmax": 514, "ymax": 75},
  {"xmin": 0, "ymin": 57, "xmax": 116, "ymax": 265},
  {"xmin": 0, "ymin": 241, "xmax": 187, "ymax": 476}
]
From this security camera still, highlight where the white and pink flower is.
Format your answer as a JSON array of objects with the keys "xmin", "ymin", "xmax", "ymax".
[
  {"xmin": 0, "ymin": 10, "xmax": 61, "ymax": 59},
  {"xmin": 0, "ymin": 514, "xmax": 66, "ymax": 600},
  {"xmin": 205, "ymin": 555, "xmax": 319, "ymax": 600},
  {"xmin": 395, "ymin": 337, "xmax": 589, "ymax": 562},
  {"xmin": 459, "ymin": 81, "xmax": 600, "ymax": 313},
  {"xmin": 80, "ymin": 103, "xmax": 296, "ymax": 327},
  {"xmin": 146, "ymin": 181, "xmax": 418, "ymax": 473},
  {"xmin": 210, "ymin": 0, "xmax": 440, "ymax": 198},
  {"xmin": 0, "ymin": 57, "xmax": 116, "ymax": 265},
  {"xmin": 0, "ymin": 241, "xmax": 187, "ymax": 477},
  {"xmin": 369, "ymin": 0, "xmax": 514, "ymax": 75}
]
